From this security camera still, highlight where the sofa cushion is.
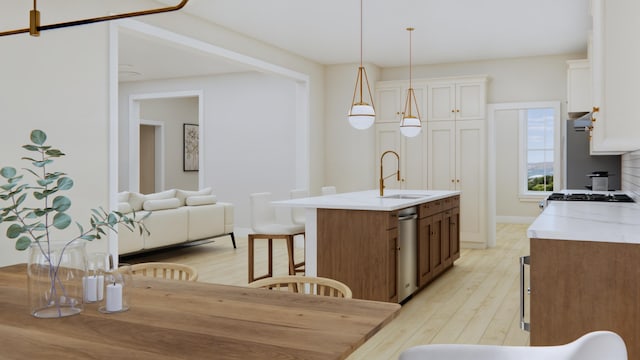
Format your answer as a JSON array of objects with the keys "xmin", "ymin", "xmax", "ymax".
[
  {"xmin": 117, "ymin": 202, "xmax": 133, "ymax": 214},
  {"xmin": 117, "ymin": 191, "xmax": 130, "ymax": 203},
  {"xmin": 176, "ymin": 187, "xmax": 212, "ymax": 206},
  {"xmin": 186, "ymin": 195, "xmax": 217, "ymax": 206},
  {"xmin": 143, "ymin": 198, "xmax": 181, "ymax": 211},
  {"xmin": 128, "ymin": 192, "xmax": 145, "ymax": 212}
]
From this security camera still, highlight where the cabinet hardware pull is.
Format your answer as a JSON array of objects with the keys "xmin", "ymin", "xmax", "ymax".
[
  {"xmin": 456, "ymin": 109, "xmax": 460, "ymax": 113},
  {"xmin": 592, "ymin": 106, "xmax": 600, "ymax": 113},
  {"xmin": 520, "ymin": 255, "xmax": 530, "ymax": 332},
  {"xmin": 456, "ymin": 179, "xmax": 460, "ymax": 183},
  {"xmin": 451, "ymin": 179, "xmax": 454, "ymax": 183},
  {"xmin": 451, "ymin": 109, "xmax": 455, "ymax": 113}
]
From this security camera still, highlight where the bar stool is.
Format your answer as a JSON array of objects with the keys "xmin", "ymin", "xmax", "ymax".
[{"xmin": 248, "ymin": 192, "xmax": 305, "ymax": 283}]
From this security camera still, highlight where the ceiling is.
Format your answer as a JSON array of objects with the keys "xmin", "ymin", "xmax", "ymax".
[{"xmin": 120, "ymin": 0, "xmax": 591, "ymax": 81}]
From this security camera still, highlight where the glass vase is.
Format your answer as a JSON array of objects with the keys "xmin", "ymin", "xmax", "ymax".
[{"xmin": 27, "ymin": 240, "xmax": 87, "ymax": 318}]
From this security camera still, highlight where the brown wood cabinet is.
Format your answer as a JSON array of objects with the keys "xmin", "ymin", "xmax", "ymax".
[
  {"xmin": 317, "ymin": 208, "xmax": 399, "ymax": 302},
  {"xmin": 530, "ymin": 238, "xmax": 640, "ymax": 360},
  {"xmin": 316, "ymin": 195, "xmax": 460, "ymax": 303},
  {"xmin": 418, "ymin": 195, "xmax": 460, "ymax": 288}
]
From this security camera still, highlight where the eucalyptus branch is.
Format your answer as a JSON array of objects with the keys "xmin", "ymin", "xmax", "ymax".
[{"xmin": 0, "ymin": 129, "xmax": 149, "ymax": 254}]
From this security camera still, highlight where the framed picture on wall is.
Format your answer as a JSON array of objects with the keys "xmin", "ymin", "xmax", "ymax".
[{"xmin": 183, "ymin": 123, "xmax": 199, "ymax": 171}]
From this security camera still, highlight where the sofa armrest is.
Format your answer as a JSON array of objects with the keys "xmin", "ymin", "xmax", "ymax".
[{"xmin": 217, "ymin": 202, "xmax": 234, "ymax": 234}]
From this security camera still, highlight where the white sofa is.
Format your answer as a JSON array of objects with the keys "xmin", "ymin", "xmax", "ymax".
[{"xmin": 116, "ymin": 188, "xmax": 235, "ymax": 255}]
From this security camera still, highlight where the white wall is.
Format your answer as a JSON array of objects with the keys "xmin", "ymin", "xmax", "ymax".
[
  {"xmin": 119, "ymin": 72, "xmax": 299, "ymax": 228},
  {"xmin": 140, "ymin": 12, "xmax": 326, "ymax": 197},
  {"xmin": 0, "ymin": 21, "xmax": 111, "ymax": 266},
  {"xmin": 0, "ymin": 2, "xmax": 325, "ymax": 265},
  {"xmin": 139, "ymin": 97, "xmax": 199, "ymax": 191}
]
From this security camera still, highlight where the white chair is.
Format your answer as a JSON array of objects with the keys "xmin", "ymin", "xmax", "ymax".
[
  {"xmin": 289, "ymin": 189, "xmax": 309, "ymax": 225},
  {"xmin": 399, "ymin": 331, "xmax": 627, "ymax": 360},
  {"xmin": 248, "ymin": 192, "xmax": 305, "ymax": 283},
  {"xmin": 321, "ymin": 186, "xmax": 336, "ymax": 195}
]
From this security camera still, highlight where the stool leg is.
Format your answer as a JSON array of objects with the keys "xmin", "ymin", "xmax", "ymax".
[
  {"xmin": 267, "ymin": 238, "xmax": 273, "ymax": 278},
  {"xmin": 286, "ymin": 235, "xmax": 296, "ymax": 275},
  {"xmin": 248, "ymin": 235, "xmax": 255, "ymax": 283}
]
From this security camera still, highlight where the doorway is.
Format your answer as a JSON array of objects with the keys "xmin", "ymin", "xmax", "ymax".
[{"xmin": 139, "ymin": 120, "xmax": 165, "ymax": 194}]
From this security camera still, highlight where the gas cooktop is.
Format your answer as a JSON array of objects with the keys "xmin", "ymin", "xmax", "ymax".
[{"xmin": 547, "ymin": 192, "xmax": 635, "ymax": 203}]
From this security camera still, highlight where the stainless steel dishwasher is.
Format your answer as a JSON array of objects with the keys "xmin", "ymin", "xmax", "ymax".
[{"xmin": 397, "ymin": 206, "xmax": 418, "ymax": 303}]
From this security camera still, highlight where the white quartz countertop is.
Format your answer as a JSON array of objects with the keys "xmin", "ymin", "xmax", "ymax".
[
  {"xmin": 272, "ymin": 189, "xmax": 460, "ymax": 211},
  {"xmin": 527, "ymin": 200, "xmax": 640, "ymax": 244}
]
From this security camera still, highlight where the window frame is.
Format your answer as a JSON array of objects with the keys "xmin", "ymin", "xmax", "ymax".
[{"xmin": 518, "ymin": 101, "xmax": 562, "ymax": 200}]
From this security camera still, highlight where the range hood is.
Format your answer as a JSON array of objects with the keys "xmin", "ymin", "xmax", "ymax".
[{"xmin": 568, "ymin": 111, "xmax": 592, "ymax": 131}]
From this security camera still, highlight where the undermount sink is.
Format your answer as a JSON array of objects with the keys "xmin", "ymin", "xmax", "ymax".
[{"xmin": 383, "ymin": 194, "xmax": 430, "ymax": 199}]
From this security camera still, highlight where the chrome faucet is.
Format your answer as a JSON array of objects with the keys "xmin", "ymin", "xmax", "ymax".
[{"xmin": 380, "ymin": 150, "xmax": 400, "ymax": 197}]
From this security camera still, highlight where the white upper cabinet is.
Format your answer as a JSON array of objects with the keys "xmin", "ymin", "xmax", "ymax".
[
  {"xmin": 428, "ymin": 77, "xmax": 487, "ymax": 121},
  {"xmin": 590, "ymin": 0, "xmax": 640, "ymax": 154},
  {"xmin": 375, "ymin": 80, "xmax": 427, "ymax": 123},
  {"xmin": 375, "ymin": 83, "xmax": 404, "ymax": 123},
  {"xmin": 566, "ymin": 59, "xmax": 592, "ymax": 114}
]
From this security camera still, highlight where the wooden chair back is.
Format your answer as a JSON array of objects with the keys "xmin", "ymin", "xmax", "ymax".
[
  {"xmin": 248, "ymin": 275, "xmax": 352, "ymax": 298},
  {"xmin": 130, "ymin": 262, "xmax": 198, "ymax": 281}
]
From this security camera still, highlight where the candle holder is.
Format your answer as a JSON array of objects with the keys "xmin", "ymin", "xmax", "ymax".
[
  {"xmin": 99, "ymin": 264, "xmax": 131, "ymax": 313},
  {"xmin": 83, "ymin": 253, "xmax": 107, "ymax": 303}
]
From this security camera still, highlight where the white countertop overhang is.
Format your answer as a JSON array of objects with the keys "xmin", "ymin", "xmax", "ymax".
[
  {"xmin": 527, "ymin": 200, "xmax": 640, "ymax": 244},
  {"xmin": 272, "ymin": 189, "xmax": 460, "ymax": 211}
]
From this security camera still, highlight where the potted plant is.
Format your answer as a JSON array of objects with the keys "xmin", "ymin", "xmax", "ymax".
[{"xmin": 0, "ymin": 129, "xmax": 149, "ymax": 318}]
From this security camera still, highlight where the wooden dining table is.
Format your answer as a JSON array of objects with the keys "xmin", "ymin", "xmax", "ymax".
[{"xmin": 0, "ymin": 264, "xmax": 400, "ymax": 359}]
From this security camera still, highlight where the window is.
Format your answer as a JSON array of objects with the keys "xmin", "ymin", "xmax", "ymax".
[{"xmin": 519, "ymin": 103, "xmax": 561, "ymax": 198}]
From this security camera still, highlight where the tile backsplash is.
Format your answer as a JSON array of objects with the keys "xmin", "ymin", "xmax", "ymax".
[{"xmin": 621, "ymin": 150, "xmax": 640, "ymax": 196}]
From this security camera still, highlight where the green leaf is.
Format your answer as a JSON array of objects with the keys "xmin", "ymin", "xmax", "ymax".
[
  {"xmin": 3, "ymin": 215, "xmax": 17, "ymax": 222},
  {"xmin": 36, "ymin": 178, "xmax": 54, "ymax": 187},
  {"xmin": 0, "ymin": 167, "xmax": 16, "ymax": 179},
  {"xmin": 22, "ymin": 145, "xmax": 39, "ymax": 152},
  {"xmin": 52, "ymin": 196, "xmax": 71, "ymax": 212},
  {"xmin": 81, "ymin": 234, "xmax": 96, "ymax": 241},
  {"xmin": 0, "ymin": 183, "xmax": 16, "ymax": 191},
  {"xmin": 30, "ymin": 130, "xmax": 47, "ymax": 145},
  {"xmin": 107, "ymin": 213, "xmax": 117, "ymax": 226},
  {"xmin": 57, "ymin": 177, "xmax": 73, "ymax": 191},
  {"xmin": 15, "ymin": 236, "xmax": 32, "ymax": 251},
  {"xmin": 52, "ymin": 212, "xmax": 72, "ymax": 230},
  {"xmin": 33, "ymin": 192, "xmax": 44, "ymax": 200},
  {"xmin": 6, "ymin": 224, "xmax": 24, "ymax": 239},
  {"xmin": 33, "ymin": 160, "xmax": 53, "ymax": 168},
  {"xmin": 15, "ymin": 193, "xmax": 27, "ymax": 207},
  {"xmin": 45, "ymin": 149, "xmax": 65, "ymax": 157}
]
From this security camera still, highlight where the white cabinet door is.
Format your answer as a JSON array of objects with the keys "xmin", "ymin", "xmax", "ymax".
[
  {"xmin": 428, "ymin": 79, "xmax": 486, "ymax": 121},
  {"xmin": 455, "ymin": 120, "xmax": 486, "ymax": 245},
  {"xmin": 427, "ymin": 83, "xmax": 456, "ymax": 121},
  {"xmin": 590, "ymin": 0, "xmax": 640, "ymax": 154},
  {"xmin": 427, "ymin": 121, "xmax": 455, "ymax": 190},
  {"xmin": 427, "ymin": 120, "xmax": 486, "ymax": 246},
  {"xmin": 375, "ymin": 123, "xmax": 426, "ymax": 191},
  {"xmin": 456, "ymin": 81, "xmax": 485, "ymax": 120},
  {"xmin": 567, "ymin": 59, "xmax": 592, "ymax": 114},
  {"xmin": 375, "ymin": 83, "xmax": 404, "ymax": 123}
]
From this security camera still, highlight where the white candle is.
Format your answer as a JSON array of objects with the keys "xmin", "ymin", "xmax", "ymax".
[
  {"xmin": 84, "ymin": 276, "xmax": 98, "ymax": 302},
  {"xmin": 105, "ymin": 283, "xmax": 123, "ymax": 312},
  {"xmin": 96, "ymin": 275, "xmax": 105, "ymax": 301}
]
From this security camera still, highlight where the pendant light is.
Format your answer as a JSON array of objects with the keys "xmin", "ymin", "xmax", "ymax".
[
  {"xmin": 348, "ymin": 0, "xmax": 375, "ymax": 130},
  {"xmin": 400, "ymin": 27, "xmax": 422, "ymax": 138}
]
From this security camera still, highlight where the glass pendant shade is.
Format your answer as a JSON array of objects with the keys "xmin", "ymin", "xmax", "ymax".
[
  {"xmin": 400, "ymin": 116, "xmax": 422, "ymax": 137},
  {"xmin": 400, "ymin": 27, "xmax": 422, "ymax": 138},
  {"xmin": 348, "ymin": 103, "xmax": 375, "ymax": 130},
  {"xmin": 348, "ymin": 0, "xmax": 375, "ymax": 130}
]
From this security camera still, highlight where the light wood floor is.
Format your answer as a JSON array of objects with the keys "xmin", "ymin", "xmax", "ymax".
[{"xmin": 122, "ymin": 224, "xmax": 530, "ymax": 359}]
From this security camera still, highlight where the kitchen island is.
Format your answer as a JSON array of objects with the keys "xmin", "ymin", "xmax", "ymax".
[
  {"xmin": 527, "ymin": 197, "xmax": 640, "ymax": 359},
  {"xmin": 274, "ymin": 189, "xmax": 460, "ymax": 303}
]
